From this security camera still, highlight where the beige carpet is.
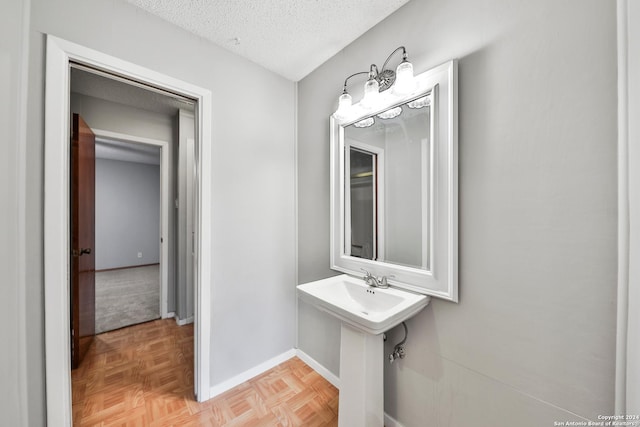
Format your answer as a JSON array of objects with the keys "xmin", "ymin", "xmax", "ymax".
[{"xmin": 95, "ymin": 264, "xmax": 160, "ymax": 334}]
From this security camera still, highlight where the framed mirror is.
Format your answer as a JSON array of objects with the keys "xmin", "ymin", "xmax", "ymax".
[{"xmin": 330, "ymin": 60, "xmax": 458, "ymax": 301}]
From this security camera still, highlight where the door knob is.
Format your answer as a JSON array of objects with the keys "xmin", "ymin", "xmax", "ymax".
[{"xmin": 72, "ymin": 248, "xmax": 92, "ymax": 256}]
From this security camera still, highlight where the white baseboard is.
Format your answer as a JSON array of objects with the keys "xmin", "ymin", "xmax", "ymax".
[
  {"xmin": 175, "ymin": 315, "xmax": 193, "ymax": 326},
  {"xmin": 164, "ymin": 311, "xmax": 175, "ymax": 319},
  {"xmin": 295, "ymin": 349, "xmax": 340, "ymax": 389},
  {"xmin": 209, "ymin": 349, "xmax": 297, "ymax": 398}
]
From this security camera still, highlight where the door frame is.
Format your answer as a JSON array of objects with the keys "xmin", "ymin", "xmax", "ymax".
[
  {"xmin": 92, "ymin": 129, "xmax": 171, "ymax": 319},
  {"xmin": 617, "ymin": 0, "xmax": 640, "ymax": 414},
  {"xmin": 44, "ymin": 35, "xmax": 213, "ymax": 426}
]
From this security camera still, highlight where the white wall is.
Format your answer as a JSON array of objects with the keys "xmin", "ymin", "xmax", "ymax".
[
  {"xmin": 95, "ymin": 158, "xmax": 160, "ymax": 270},
  {"xmin": 0, "ymin": 0, "xmax": 30, "ymax": 424},
  {"xmin": 21, "ymin": 0, "xmax": 296, "ymax": 423},
  {"xmin": 298, "ymin": 0, "xmax": 617, "ymax": 425}
]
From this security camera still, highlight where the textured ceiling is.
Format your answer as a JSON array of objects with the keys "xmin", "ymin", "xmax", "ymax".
[{"xmin": 124, "ymin": 0, "xmax": 410, "ymax": 81}]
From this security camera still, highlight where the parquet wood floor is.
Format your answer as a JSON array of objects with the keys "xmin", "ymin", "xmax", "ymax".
[{"xmin": 72, "ymin": 319, "xmax": 339, "ymax": 426}]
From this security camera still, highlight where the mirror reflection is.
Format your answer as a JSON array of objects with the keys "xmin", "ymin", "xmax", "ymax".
[
  {"xmin": 348, "ymin": 148, "xmax": 376, "ymax": 260},
  {"xmin": 344, "ymin": 95, "xmax": 431, "ymax": 270}
]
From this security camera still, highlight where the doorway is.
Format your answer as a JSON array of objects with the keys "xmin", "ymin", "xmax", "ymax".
[
  {"xmin": 91, "ymin": 130, "xmax": 170, "ymax": 328},
  {"xmin": 44, "ymin": 35, "xmax": 213, "ymax": 426}
]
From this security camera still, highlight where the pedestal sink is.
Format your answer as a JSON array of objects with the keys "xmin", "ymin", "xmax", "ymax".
[{"xmin": 297, "ymin": 274, "xmax": 430, "ymax": 427}]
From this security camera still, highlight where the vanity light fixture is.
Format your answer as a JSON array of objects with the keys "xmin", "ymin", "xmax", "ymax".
[{"xmin": 333, "ymin": 46, "xmax": 417, "ymax": 121}]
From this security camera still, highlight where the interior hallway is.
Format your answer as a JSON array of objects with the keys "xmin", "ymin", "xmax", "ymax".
[{"xmin": 71, "ymin": 319, "xmax": 339, "ymax": 426}]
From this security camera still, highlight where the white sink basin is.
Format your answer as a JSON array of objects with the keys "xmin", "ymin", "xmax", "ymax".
[{"xmin": 297, "ymin": 274, "xmax": 429, "ymax": 334}]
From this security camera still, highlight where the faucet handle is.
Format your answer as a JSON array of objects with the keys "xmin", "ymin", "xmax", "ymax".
[
  {"xmin": 380, "ymin": 274, "xmax": 395, "ymax": 287},
  {"xmin": 360, "ymin": 268, "xmax": 372, "ymax": 278},
  {"xmin": 360, "ymin": 268, "xmax": 378, "ymax": 287}
]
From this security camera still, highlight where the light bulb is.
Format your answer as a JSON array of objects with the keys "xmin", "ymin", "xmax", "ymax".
[
  {"xmin": 393, "ymin": 60, "xmax": 416, "ymax": 96},
  {"xmin": 361, "ymin": 77, "xmax": 380, "ymax": 109},
  {"xmin": 333, "ymin": 92, "xmax": 352, "ymax": 120}
]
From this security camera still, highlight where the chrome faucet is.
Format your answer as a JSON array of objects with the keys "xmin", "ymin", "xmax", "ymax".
[{"xmin": 360, "ymin": 269, "xmax": 392, "ymax": 289}]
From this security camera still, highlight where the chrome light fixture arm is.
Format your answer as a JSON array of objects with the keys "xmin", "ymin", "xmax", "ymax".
[
  {"xmin": 339, "ymin": 47, "xmax": 408, "ymax": 94},
  {"xmin": 381, "ymin": 46, "xmax": 408, "ymax": 76},
  {"xmin": 340, "ymin": 71, "xmax": 371, "ymax": 95}
]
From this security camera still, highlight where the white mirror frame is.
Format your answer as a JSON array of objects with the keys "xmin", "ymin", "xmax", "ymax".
[{"xmin": 330, "ymin": 60, "xmax": 458, "ymax": 302}]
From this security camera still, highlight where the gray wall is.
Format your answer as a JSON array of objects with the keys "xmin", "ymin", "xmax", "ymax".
[
  {"xmin": 95, "ymin": 158, "xmax": 160, "ymax": 270},
  {"xmin": 297, "ymin": 0, "xmax": 617, "ymax": 426},
  {"xmin": 20, "ymin": 0, "xmax": 296, "ymax": 424},
  {"xmin": 0, "ymin": 0, "xmax": 30, "ymax": 424}
]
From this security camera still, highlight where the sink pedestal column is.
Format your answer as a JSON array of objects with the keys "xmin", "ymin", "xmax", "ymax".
[{"xmin": 338, "ymin": 323, "xmax": 384, "ymax": 427}]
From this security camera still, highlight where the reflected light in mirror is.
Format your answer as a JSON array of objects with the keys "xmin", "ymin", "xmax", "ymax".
[
  {"xmin": 377, "ymin": 106, "xmax": 402, "ymax": 119},
  {"xmin": 353, "ymin": 117, "xmax": 375, "ymax": 128},
  {"xmin": 407, "ymin": 96, "xmax": 430, "ymax": 109}
]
